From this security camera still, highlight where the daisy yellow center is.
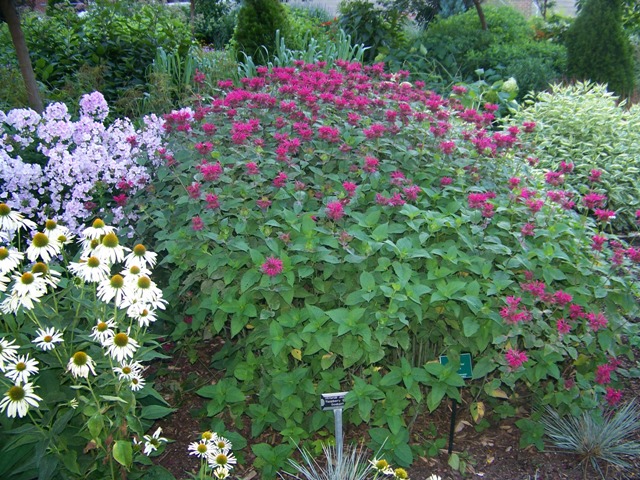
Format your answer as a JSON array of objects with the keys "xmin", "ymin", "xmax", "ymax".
[
  {"xmin": 375, "ymin": 460, "xmax": 389, "ymax": 470},
  {"xmin": 97, "ymin": 322, "xmax": 108, "ymax": 332},
  {"xmin": 215, "ymin": 454, "xmax": 228, "ymax": 465},
  {"xmin": 7, "ymin": 385, "xmax": 25, "ymax": 401},
  {"xmin": 92, "ymin": 218, "xmax": 105, "ymax": 229},
  {"xmin": 133, "ymin": 244, "xmax": 147, "ymax": 256},
  {"xmin": 131, "ymin": 377, "xmax": 140, "ymax": 385},
  {"xmin": 0, "ymin": 203, "xmax": 10, "ymax": 217},
  {"xmin": 141, "ymin": 309, "xmax": 149, "ymax": 316},
  {"xmin": 137, "ymin": 276, "xmax": 151, "ymax": 289},
  {"xmin": 113, "ymin": 333, "xmax": 129, "ymax": 347},
  {"xmin": 73, "ymin": 351, "xmax": 88, "ymax": 366},
  {"xmin": 87, "ymin": 256, "xmax": 101, "ymax": 268},
  {"xmin": 202, "ymin": 431, "xmax": 214, "ymax": 440},
  {"xmin": 197, "ymin": 443, "xmax": 208, "ymax": 454},
  {"xmin": 90, "ymin": 239, "xmax": 100, "ymax": 249},
  {"xmin": 102, "ymin": 233, "xmax": 119, "ymax": 248},
  {"xmin": 21, "ymin": 272, "xmax": 35, "ymax": 285},
  {"xmin": 216, "ymin": 441, "xmax": 226, "ymax": 449},
  {"xmin": 32, "ymin": 232, "xmax": 49, "ymax": 248},
  {"xmin": 58, "ymin": 235, "xmax": 68, "ymax": 243},
  {"xmin": 32, "ymin": 262, "xmax": 48, "ymax": 275},
  {"xmin": 0, "ymin": 247, "xmax": 9, "ymax": 260},
  {"xmin": 15, "ymin": 362, "xmax": 26, "ymax": 371},
  {"xmin": 45, "ymin": 219, "xmax": 57, "ymax": 230},
  {"xmin": 394, "ymin": 468, "xmax": 408, "ymax": 479},
  {"xmin": 110, "ymin": 275, "xmax": 124, "ymax": 289},
  {"xmin": 44, "ymin": 335, "xmax": 52, "ymax": 342},
  {"xmin": 129, "ymin": 266, "xmax": 141, "ymax": 275},
  {"xmin": 122, "ymin": 366, "xmax": 132, "ymax": 374}
]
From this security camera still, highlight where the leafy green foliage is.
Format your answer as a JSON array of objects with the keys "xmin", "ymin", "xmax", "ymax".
[
  {"xmin": 125, "ymin": 61, "xmax": 639, "ymax": 475},
  {"xmin": 398, "ymin": 6, "xmax": 566, "ymax": 99},
  {"xmin": 510, "ymin": 81, "xmax": 640, "ymax": 231},
  {"xmin": 193, "ymin": 0, "xmax": 239, "ymax": 49},
  {"xmin": 231, "ymin": 0, "xmax": 291, "ymax": 63},
  {"xmin": 565, "ymin": 0, "xmax": 635, "ymax": 97},
  {"xmin": 338, "ymin": 0, "xmax": 408, "ymax": 63}
]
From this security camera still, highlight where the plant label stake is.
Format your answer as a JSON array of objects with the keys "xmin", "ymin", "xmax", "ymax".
[
  {"xmin": 321, "ymin": 392, "xmax": 348, "ymax": 465},
  {"xmin": 438, "ymin": 353, "xmax": 473, "ymax": 455}
]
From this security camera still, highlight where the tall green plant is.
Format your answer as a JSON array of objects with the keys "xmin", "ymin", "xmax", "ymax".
[{"xmin": 565, "ymin": 0, "xmax": 635, "ymax": 97}]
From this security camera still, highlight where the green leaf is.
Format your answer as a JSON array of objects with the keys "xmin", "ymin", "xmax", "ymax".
[
  {"xmin": 113, "ymin": 440, "xmax": 133, "ymax": 468},
  {"xmin": 87, "ymin": 413, "xmax": 104, "ymax": 439},
  {"xmin": 141, "ymin": 405, "xmax": 177, "ymax": 420}
]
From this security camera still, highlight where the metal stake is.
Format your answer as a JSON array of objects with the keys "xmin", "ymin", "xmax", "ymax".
[
  {"xmin": 334, "ymin": 408, "xmax": 343, "ymax": 466},
  {"xmin": 448, "ymin": 399, "xmax": 457, "ymax": 455}
]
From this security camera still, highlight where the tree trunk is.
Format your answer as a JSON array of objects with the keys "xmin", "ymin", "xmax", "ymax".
[
  {"xmin": 472, "ymin": 0, "xmax": 487, "ymax": 30},
  {"xmin": 0, "ymin": 0, "xmax": 43, "ymax": 112}
]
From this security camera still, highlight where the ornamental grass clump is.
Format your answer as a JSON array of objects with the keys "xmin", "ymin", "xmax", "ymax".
[
  {"xmin": 0, "ymin": 207, "xmax": 171, "ymax": 479},
  {"xmin": 124, "ymin": 60, "xmax": 639, "ymax": 474}
]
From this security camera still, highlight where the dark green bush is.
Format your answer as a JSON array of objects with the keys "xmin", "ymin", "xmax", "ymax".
[
  {"xmin": 392, "ymin": 6, "xmax": 567, "ymax": 99},
  {"xmin": 565, "ymin": 0, "xmax": 635, "ymax": 98},
  {"xmin": 338, "ymin": 0, "xmax": 407, "ymax": 63},
  {"xmin": 284, "ymin": 5, "xmax": 333, "ymax": 52},
  {"xmin": 193, "ymin": 0, "xmax": 239, "ymax": 49},
  {"xmin": 232, "ymin": 0, "xmax": 291, "ymax": 63}
]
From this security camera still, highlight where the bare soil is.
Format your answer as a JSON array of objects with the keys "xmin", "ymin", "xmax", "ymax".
[{"xmin": 148, "ymin": 338, "xmax": 640, "ymax": 480}]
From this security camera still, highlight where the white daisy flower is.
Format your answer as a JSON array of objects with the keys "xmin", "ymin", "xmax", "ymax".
[
  {"xmin": 0, "ymin": 246, "xmax": 23, "ymax": 274},
  {"xmin": 211, "ymin": 436, "xmax": 233, "ymax": 452},
  {"xmin": 43, "ymin": 219, "xmax": 74, "ymax": 245},
  {"xmin": 201, "ymin": 431, "xmax": 219, "ymax": 442},
  {"xmin": 11, "ymin": 271, "xmax": 47, "ymax": 299},
  {"xmin": 31, "ymin": 262, "xmax": 61, "ymax": 289},
  {"xmin": 125, "ymin": 303, "xmax": 159, "ymax": 328},
  {"xmin": 26, "ymin": 232, "xmax": 61, "ymax": 263},
  {"xmin": 121, "ymin": 264, "xmax": 152, "ymax": 282},
  {"xmin": 188, "ymin": 439, "xmax": 214, "ymax": 459},
  {"xmin": 113, "ymin": 361, "xmax": 143, "ymax": 381},
  {"xmin": 5, "ymin": 354, "xmax": 39, "ymax": 384},
  {"xmin": 33, "ymin": 327, "xmax": 64, "ymax": 351},
  {"xmin": 92, "ymin": 232, "xmax": 128, "ymax": 265},
  {"xmin": 105, "ymin": 331, "xmax": 139, "ymax": 363},
  {"xmin": 67, "ymin": 351, "xmax": 97, "ymax": 379},
  {"xmin": 0, "ymin": 203, "xmax": 36, "ymax": 233},
  {"xmin": 208, "ymin": 449, "xmax": 237, "ymax": 471},
  {"xmin": 212, "ymin": 466, "xmax": 231, "ymax": 479},
  {"xmin": 0, "ymin": 382, "xmax": 42, "ymax": 418},
  {"xmin": 124, "ymin": 244, "xmax": 157, "ymax": 269},
  {"xmin": 129, "ymin": 372, "xmax": 145, "ymax": 392},
  {"xmin": 89, "ymin": 318, "xmax": 116, "ymax": 345},
  {"xmin": 127, "ymin": 275, "xmax": 164, "ymax": 305},
  {"xmin": 68, "ymin": 256, "xmax": 111, "ymax": 283},
  {"xmin": 80, "ymin": 237, "xmax": 102, "ymax": 258},
  {"xmin": 0, "ymin": 338, "xmax": 19, "ymax": 371},
  {"xmin": 143, "ymin": 427, "xmax": 167, "ymax": 455},
  {"xmin": 369, "ymin": 458, "xmax": 394, "ymax": 475},
  {"xmin": 0, "ymin": 272, "xmax": 8, "ymax": 292},
  {"xmin": 81, "ymin": 218, "xmax": 115, "ymax": 240},
  {"xmin": 97, "ymin": 274, "xmax": 127, "ymax": 306}
]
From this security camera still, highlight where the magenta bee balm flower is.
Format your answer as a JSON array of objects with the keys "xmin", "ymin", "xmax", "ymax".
[{"xmin": 261, "ymin": 257, "xmax": 283, "ymax": 277}]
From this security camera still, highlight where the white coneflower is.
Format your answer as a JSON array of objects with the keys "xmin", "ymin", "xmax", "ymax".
[
  {"xmin": 0, "ymin": 246, "xmax": 23, "ymax": 274},
  {"xmin": 124, "ymin": 244, "xmax": 157, "ymax": 269},
  {"xmin": 369, "ymin": 458, "xmax": 394, "ymax": 475},
  {"xmin": 81, "ymin": 218, "xmax": 115, "ymax": 240},
  {"xmin": 129, "ymin": 372, "xmax": 145, "ymax": 391},
  {"xmin": 33, "ymin": 327, "xmax": 64, "ymax": 351},
  {"xmin": 5, "ymin": 354, "xmax": 39, "ymax": 384},
  {"xmin": 0, "ymin": 203, "xmax": 36, "ymax": 232},
  {"xmin": 208, "ymin": 449, "xmax": 237, "ymax": 471},
  {"xmin": 2, "ymin": 272, "xmax": 47, "ymax": 311},
  {"xmin": 126, "ymin": 303, "xmax": 158, "ymax": 328},
  {"xmin": 212, "ymin": 466, "xmax": 231, "ymax": 479},
  {"xmin": 80, "ymin": 237, "xmax": 101, "ymax": 258},
  {"xmin": 0, "ymin": 272, "xmax": 8, "ymax": 292},
  {"xmin": 105, "ymin": 331, "xmax": 139, "ymax": 363},
  {"xmin": 26, "ymin": 232, "xmax": 61, "ymax": 263},
  {"xmin": 113, "ymin": 361, "xmax": 143, "ymax": 381},
  {"xmin": 97, "ymin": 274, "xmax": 127, "ymax": 306},
  {"xmin": 31, "ymin": 262, "xmax": 61, "ymax": 289},
  {"xmin": 68, "ymin": 256, "xmax": 110, "ymax": 283},
  {"xmin": 43, "ymin": 219, "xmax": 73, "ymax": 245},
  {"xmin": 188, "ymin": 439, "xmax": 214, "ymax": 459},
  {"xmin": 0, "ymin": 337, "xmax": 19, "ymax": 371},
  {"xmin": 143, "ymin": 427, "xmax": 167, "ymax": 455},
  {"xmin": 201, "ymin": 430, "xmax": 218, "ymax": 442},
  {"xmin": 121, "ymin": 264, "xmax": 152, "ymax": 282},
  {"xmin": 92, "ymin": 232, "xmax": 128, "ymax": 265},
  {"xmin": 211, "ymin": 436, "xmax": 233, "ymax": 452},
  {"xmin": 89, "ymin": 318, "xmax": 116, "ymax": 345},
  {"xmin": 128, "ymin": 275, "xmax": 165, "ymax": 305},
  {"xmin": 67, "ymin": 351, "xmax": 96, "ymax": 379},
  {"xmin": 0, "ymin": 382, "xmax": 42, "ymax": 418}
]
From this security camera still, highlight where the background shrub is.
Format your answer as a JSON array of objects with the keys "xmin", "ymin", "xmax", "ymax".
[
  {"xmin": 231, "ymin": 0, "xmax": 291, "ymax": 63},
  {"xmin": 510, "ymin": 81, "xmax": 640, "ymax": 231},
  {"xmin": 193, "ymin": 0, "xmax": 239, "ymax": 49},
  {"xmin": 565, "ymin": 0, "xmax": 635, "ymax": 97}
]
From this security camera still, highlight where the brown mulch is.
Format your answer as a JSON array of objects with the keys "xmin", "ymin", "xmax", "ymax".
[{"xmin": 147, "ymin": 338, "xmax": 640, "ymax": 480}]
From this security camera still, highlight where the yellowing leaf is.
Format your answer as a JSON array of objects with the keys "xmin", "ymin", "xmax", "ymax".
[
  {"xmin": 291, "ymin": 349, "xmax": 302, "ymax": 361},
  {"xmin": 487, "ymin": 388, "xmax": 508, "ymax": 399},
  {"xmin": 471, "ymin": 401, "xmax": 485, "ymax": 423},
  {"xmin": 435, "ymin": 306, "xmax": 446, "ymax": 314}
]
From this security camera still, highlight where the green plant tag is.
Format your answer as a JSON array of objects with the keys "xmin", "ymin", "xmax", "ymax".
[{"xmin": 439, "ymin": 353, "xmax": 473, "ymax": 379}]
